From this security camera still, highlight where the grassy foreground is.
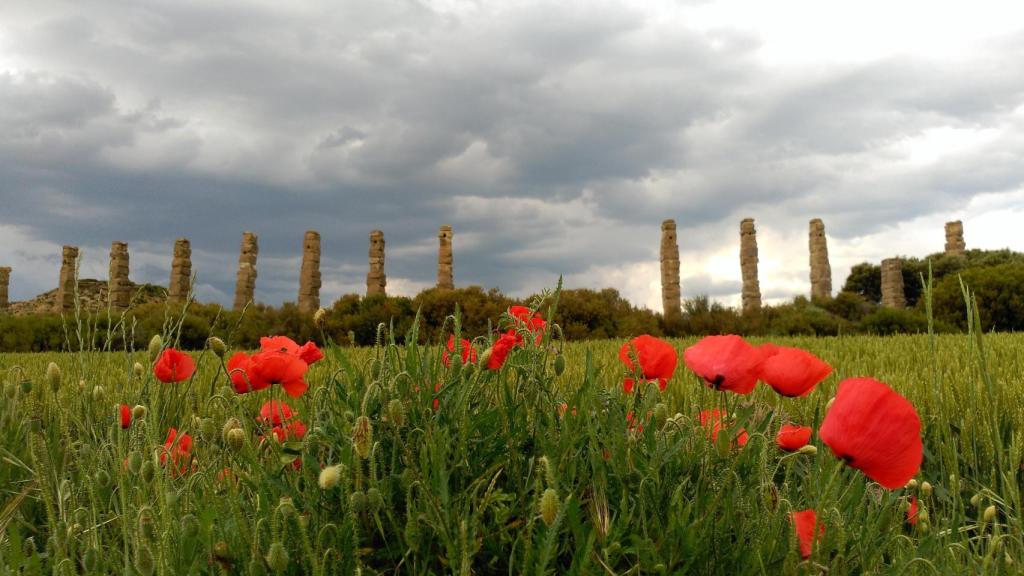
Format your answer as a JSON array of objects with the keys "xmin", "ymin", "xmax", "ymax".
[{"xmin": 0, "ymin": 320, "xmax": 1022, "ymax": 574}]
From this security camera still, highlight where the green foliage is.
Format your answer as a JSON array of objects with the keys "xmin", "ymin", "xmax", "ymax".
[
  {"xmin": 932, "ymin": 263, "xmax": 1024, "ymax": 331},
  {"xmin": 859, "ymin": 307, "xmax": 930, "ymax": 335}
]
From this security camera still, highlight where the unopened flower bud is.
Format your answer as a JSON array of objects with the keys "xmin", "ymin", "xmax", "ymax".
[
  {"xmin": 94, "ymin": 469, "xmax": 111, "ymax": 488},
  {"xmin": 46, "ymin": 362, "xmax": 61, "ymax": 392},
  {"xmin": 265, "ymin": 542, "xmax": 289, "ymax": 573},
  {"xmin": 206, "ymin": 336, "xmax": 227, "ymax": 358},
  {"xmin": 970, "ymin": 493, "xmax": 983, "ymax": 507},
  {"xmin": 352, "ymin": 416, "xmax": 372, "ymax": 460},
  {"xmin": 137, "ymin": 508, "xmax": 156, "ymax": 540},
  {"xmin": 277, "ymin": 497, "xmax": 296, "ymax": 517},
  {"xmin": 386, "ymin": 399, "xmax": 405, "ymax": 428},
  {"xmin": 127, "ymin": 451, "xmax": 143, "ymax": 475},
  {"xmin": 798, "ymin": 445, "xmax": 818, "ymax": 455},
  {"xmin": 147, "ymin": 335, "xmax": 163, "ymax": 362},
  {"xmin": 200, "ymin": 418, "xmax": 217, "ymax": 441},
  {"xmin": 180, "ymin": 514, "xmax": 200, "ymax": 539},
  {"xmin": 905, "ymin": 479, "xmax": 918, "ymax": 490},
  {"xmin": 825, "ymin": 397, "xmax": 835, "ymax": 411},
  {"xmin": 133, "ymin": 362, "xmax": 145, "ymax": 379},
  {"xmin": 983, "ymin": 505, "xmax": 997, "ymax": 523},
  {"xmin": 349, "ymin": 491, "xmax": 368, "ymax": 513},
  {"xmin": 91, "ymin": 385, "xmax": 105, "ymax": 402},
  {"xmin": 135, "ymin": 544, "xmax": 155, "ymax": 576},
  {"xmin": 539, "ymin": 488, "xmax": 559, "ymax": 526},
  {"xmin": 653, "ymin": 403, "xmax": 668, "ymax": 429},
  {"xmin": 920, "ymin": 481, "xmax": 932, "ymax": 497},
  {"xmin": 132, "ymin": 404, "xmax": 147, "ymax": 420},
  {"xmin": 318, "ymin": 465, "xmax": 343, "ymax": 490},
  {"xmin": 313, "ymin": 307, "xmax": 327, "ymax": 327},
  {"xmin": 367, "ymin": 487, "xmax": 383, "ymax": 512},
  {"xmin": 226, "ymin": 428, "xmax": 246, "ymax": 452},
  {"xmin": 82, "ymin": 547, "xmax": 100, "ymax": 572},
  {"xmin": 553, "ymin": 354, "xmax": 566, "ymax": 376},
  {"xmin": 141, "ymin": 460, "xmax": 155, "ymax": 483},
  {"xmin": 222, "ymin": 417, "xmax": 242, "ymax": 439}
]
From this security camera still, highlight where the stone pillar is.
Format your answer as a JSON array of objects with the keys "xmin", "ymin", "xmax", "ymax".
[
  {"xmin": 881, "ymin": 258, "xmax": 906, "ymax": 309},
  {"xmin": 660, "ymin": 220, "xmax": 681, "ymax": 319},
  {"xmin": 739, "ymin": 218, "xmax": 761, "ymax": 314},
  {"xmin": 168, "ymin": 238, "xmax": 192, "ymax": 304},
  {"xmin": 108, "ymin": 241, "xmax": 131, "ymax": 312},
  {"xmin": 0, "ymin": 267, "xmax": 10, "ymax": 313},
  {"xmin": 298, "ymin": 231, "xmax": 321, "ymax": 313},
  {"xmin": 233, "ymin": 232, "xmax": 259, "ymax": 311},
  {"xmin": 437, "ymin": 225, "xmax": 454, "ymax": 290},
  {"xmin": 944, "ymin": 221, "xmax": 966, "ymax": 257},
  {"xmin": 57, "ymin": 246, "xmax": 79, "ymax": 312},
  {"xmin": 366, "ymin": 230, "xmax": 387, "ymax": 296},
  {"xmin": 808, "ymin": 218, "xmax": 832, "ymax": 299}
]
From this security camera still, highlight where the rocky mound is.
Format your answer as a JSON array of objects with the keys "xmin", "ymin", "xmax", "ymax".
[{"xmin": 8, "ymin": 280, "xmax": 167, "ymax": 316}]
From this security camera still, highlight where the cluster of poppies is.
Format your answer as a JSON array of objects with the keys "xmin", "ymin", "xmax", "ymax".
[
  {"xmin": 617, "ymin": 333, "xmax": 923, "ymax": 559},
  {"xmin": 442, "ymin": 305, "xmax": 547, "ymax": 372}
]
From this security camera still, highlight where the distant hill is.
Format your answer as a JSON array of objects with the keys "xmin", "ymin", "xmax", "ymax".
[{"xmin": 8, "ymin": 280, "xmax": 167, "ymax": 316}]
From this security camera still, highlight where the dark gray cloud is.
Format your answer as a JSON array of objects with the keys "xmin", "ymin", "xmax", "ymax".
[{"xmin": 1, "ymin": 1, "xmax": 1023, "ymax": 310}]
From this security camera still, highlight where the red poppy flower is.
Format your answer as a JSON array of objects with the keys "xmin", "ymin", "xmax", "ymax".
[
  {"xmin": 619, "ymin": 335, "xmax": 678, "ymax": 393},
  {"xmin": 486, "ymin": 332, "xmax": 519, "ymax": 370},
  {"xmin": 153, "ymin": 348, "xmax": 196, "ymax": 383},
  {"xmin": 227, "ymin": 352, "xmax": 269, "ymax": 394},
  {"xmin": 699, "ymin": 409, "xmax": 749, "ymax": 448},
  {"xmin": 160, "ymin": 428, "xmax": 194, "ymax": 477},
  {"xmin": 683, "ymin": 335, "xmax": 766, "ymax": 394},
  {"xmin": 269, "ymin": 419, "xmax": 308, "ymax": 443},
  {"xmin": 508, "ymin": 306, "xmax": 546, "ymax": 344},
  {"xmin": 906, "ymin": 496, "xmax": 919, "ymax": 525},
  {"xmin": 260, "ymin": 335, "xmax": 323, "ymax": 365},
  {"xmin": 259, "ymin": 400, "xmax": 297, "ymax": 426},
  {"xmin": 119, "ymin": 404, "xmax": 132, "ymax": 429},
  {"xmin": 249, "ymin": 350, "xmax": 310, "ymax": 397},
  {"xmin": 790, "ymin": 509, "xmax": 824, "ymax": 559},
  {"xmin": 442, "ymin": 335, "xmax": 477, "ymax": 367},
  {"xmin": 432, "ymin": 381, "xmax": 442, "ymax": 411},
  {"xmin": 818, "ymin": 378, "xmax": 922, "ymax": 489},
  {"xmin": 759, "ymin": 346, "xmax": 832, "ymax": 397},
  {"xmin": 557, "ymin": 402, "xmax": 577, "ymax": 418},
  {"xmin": 776, "ymin": 424, "xmax": 813, "ymax": 452}
]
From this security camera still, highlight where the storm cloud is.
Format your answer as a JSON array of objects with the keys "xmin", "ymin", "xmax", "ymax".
[{"xmin": 1, "ymin": 0, "xmax": 1023, "ymax": 310}]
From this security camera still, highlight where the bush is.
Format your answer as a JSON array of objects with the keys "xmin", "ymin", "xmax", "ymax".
[
  {"xmin": 859, "ymin": 308, "xmax": 930, "ymax": 335},
  {"xmin": 932, "ymin": 263, "xmax": 1024, "ymax": 331}
]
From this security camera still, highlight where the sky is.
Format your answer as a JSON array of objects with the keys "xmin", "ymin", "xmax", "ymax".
[{"xmin": 1, "ymin": 0, "xmax": 1022, "ymax": 312}]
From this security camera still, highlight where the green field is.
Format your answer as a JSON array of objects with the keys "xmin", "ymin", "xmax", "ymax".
[{"xmin": 1, "ymin": 321, "xmax": 1022, "ymax": 574}]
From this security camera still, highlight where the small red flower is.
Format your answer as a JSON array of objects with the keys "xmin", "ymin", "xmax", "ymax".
[
  {"xmin": 260, "ymin": 335, "xmax": 323, "ymax": 365},
  {"xmin": 906, "ymin": 496, "xmax": 919, "ymax": 525},
  {"xmin": 433, "ymin": 382, "xmax": 442, "ymax": 411},
  {"xmin": 259, "ymin": 400, "xmax": 297, "ymax": 426},
  {"xmin": 683, "ymin": 335, "xmax": 765, "ymax": 394},
  {"xmin": 508, "ymin": 306, "xmax": 546, "ymax": 344},
  {"xmin": 790, "ymin": 509, "xmax": 824, "ymax": 559},
  {"xmin": 160, "ymin": 428, "xmax": 194, "ymax": 477},
  {"xmin": 153, "ymin": 348, "xmax": 196, "ymax": 383},
  {"xmin": 557, "ymin": 402, "xmax": 577, "ymax": 418},
  {"xmin": 759, "ymin": 346, "xmax": 832, "ymax": 397},
  {"xmin": 776, "ymin": 424, "xmax": 813, "ymax": 452},
  {"xmin": 818, "ymin": 378, "xmax": 923, "ymax": 489},
  {"xmin": 486, "ymin": 332, "xmax": 519, "ymax": 370},
  {"xmin": 237, "ymin": 351, "xmax": 309, "ymax": 397},
  {"xmin": 119, "ymin": 404, "xmax": 132, "ymax": 429},
  {"xmin": 619, "ymin": 335, "xmax": 678, "ymax": 393},
  {"xmin": 442, "ymin": 335, "xmax": 477, "ymax": 367},
  {"xmin": 269, "ymin": 419, "xmax": 308, "ymax": 443},
  {"xmin": 699, "ymin": 409, "xmax": 749, "ymax": 448}
]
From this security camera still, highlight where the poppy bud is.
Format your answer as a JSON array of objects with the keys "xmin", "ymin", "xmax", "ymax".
[
  {"xmin": 226, "ymin": 428, "xmax": 246, "ymax": 452},
  {"xmin": 141, "ymin": 460, "xmax": 155, "ymax": 483},
  {"xmin": 19, "ymin": 379, "xmax": 31, "ymax": 394},
  {"xmin": 166, "ymin": 489, "xmax": 179, "ymax": 507},
  {"xmin": 798, "ymin": 445, "xmax": 818, "ymax": 455},
  {"xmin": 539, "ymin": 488, "xmax": 559, "ymax": 526},
  {"xmin": 46, "ymin": 362, "xmax": 61, "ymax": 392},
  {"xmin": 653, "ymin": 403, "xmax": 668, "ymax": 429},
  {"xmin": 386, "ymin": 399, "xmax": 405, "ymax": 428},
  {"xmin": 553, "ymin": 354, "xmax": 566, "ymax": 376},
  {"xmin": 347, "ymin": 330, "xmax": 356, "ymax": 345},
  {"xmin": 137, "ymin": 508, "xmax": 156, "ymax": 540},
  {"xmin": 318, "ymin": 464, "xmax": 343, "ymax": 490},
  {"xmin": 94, "ymin": 469, "xmax": 111, "ymax": 489},
  {"xmin": 180, "ymin": 514, "xmax": 200, "ymax": 539},
  {"xmin": 313, "ymin": 307, "xmax": 327, "ymax": 327},
  {"xmin": 200, "ymin": 418, "xmax": 217, "ymax": 441},
  {"xmin": 367, "ymin": 487, "xmax": 384, "ymax": 512},
  {"xmin": 277, "ymin": 497, "xmax": 296, "ymax": 517},
  {"xmin": 133, "ymin": 362, "xmax": 145, "ymax": 379},
  {"xmin": 206, "ymin": 336, "xmax": 227, "ymax": 358},
  {"xmin": 147, "ymin": 335, "xmax": 163, "ymax": 362},
  {"xmin": 132, "ymin": 404, "xmax": 147, "ymax": 420},
  {"xmin": 983, "ymin": 505, "xmax": 997, "ymax": 523},
  {"xmin": 135, "ymin": 544, "xmax": 155, "ymax": 576},
  {"xmin": 91, "ymin": 385, "xmax": 104, "ymax": 402},
  {"xmin": 127, "ymin": 451, "xmax": 143, "ymax": 475},
  {"xmin": 74, "ymin": 507, "xmax": 90, "ymax": 526},
  {"xmin": 82, "ymin": 546, "xmax": 99, "ymax": 571},
  {"xmin": 905, "ymin": 479, "xmax": 918, "ymax": 490},
  {"xmin": 3, "ymin": 382, "xmax": 15, "ymax": 399},
  {"xmin": 352, "ymin": 416, "xmax": 372, "ymax": 460},
  {"xmin": 478, "ymin": 347, "xmax": 493, "ymax": 368},
  {"xmin": 265, "ymin": 542, "xmax": 289, "ymax": 573},
  {"xmin": 920, "ymin": 481, "xmax": 932, "ymax": 497},
  {"xmin": 970, "ymin": 493, "xmax": 983, "ymax": 507},
  {"xmin": 222, "ymin": 417, "xmax": 242, "ymax": 440},
  {"xmin": 349, "ymin": 491, "xmax": 368, "ymax": 513}
]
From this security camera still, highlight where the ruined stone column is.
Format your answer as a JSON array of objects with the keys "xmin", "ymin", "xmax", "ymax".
[
  {"xmin": 366, "ymin": 230, "xmax": 387, "ymax": 296},
  {"xmin": 809, "ymin": 218, "xmax": 832, "ymax": 299},
  {"xmin": 437, "ymin": 225, "xmax": 454, "ymax": 290},
  {"xmin": 944, "ymin": 221, "xmax": 966, "ymax": 257},
  {"xmin": 108, "ymin": 241, "xmax": 131, "ymax": 312},
  {"xmin": 233, "ymin": 232, "xmax": 259, "ymax": 311},
  {"xmin": 168, "ymin": 238, "xmax": 192, "ymax": 304},
  {"xmin": 739, "ymin": 218, "xmax": 762, "ymax": 314},
  {"xmin": 0, "ymin": 267, "xmax": 10, "ymax": 312},
  {"xmin": 660, "ymin": 220, "xmax": 681, "ymax": 319},
  {"xmin": 881, "ymin": 258, "xmax": 906, "ymax": 309},
  {"xmin": 298, "ymin": 231, "xmax": 321, "ymax": 313},
  {"xmin": 57, "ymin": 246, "xmax": 80, "ymax": 312}
]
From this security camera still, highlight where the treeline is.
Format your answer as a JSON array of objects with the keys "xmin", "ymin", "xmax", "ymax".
[{"xmin": 1, "ymin": 251, "xmax": 1021, "ymax": 352}]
